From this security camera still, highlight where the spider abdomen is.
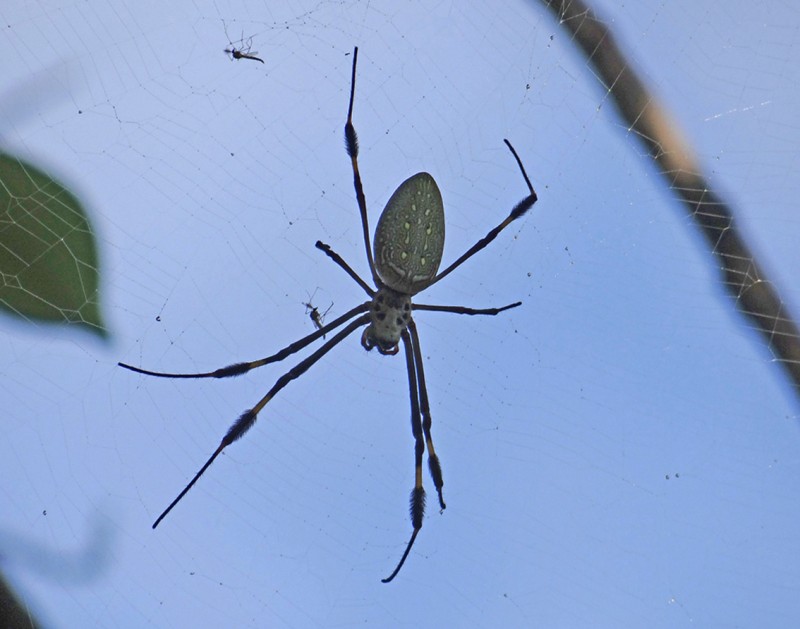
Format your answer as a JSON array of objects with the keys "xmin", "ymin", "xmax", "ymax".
[{"xmin": 373, "ymin": 172, "xmax": 444, "ymax": 295}]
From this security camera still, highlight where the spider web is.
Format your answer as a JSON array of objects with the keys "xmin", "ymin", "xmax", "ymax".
[{"xmin": 2, "ymin": 0, "xmax": 799, "ymax": 627}]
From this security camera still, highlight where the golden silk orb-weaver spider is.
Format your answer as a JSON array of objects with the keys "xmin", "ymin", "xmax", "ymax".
[{"xmin": 119, "ymin": 47, "xmax": 538, "ymax": 583}]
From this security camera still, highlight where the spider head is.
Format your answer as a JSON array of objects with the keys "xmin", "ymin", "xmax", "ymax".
[{"xmin": 361, "ymin": 287, "xmax": 411, "ymax": 356}]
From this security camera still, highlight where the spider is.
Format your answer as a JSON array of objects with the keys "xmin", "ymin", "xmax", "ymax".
[
  {"xmin": 223, "ymin": 31, "xmax": 264, "ymax": 64},
  {"xmin": 119, "ymin": 47, "xmax": 537, "ymax": 583}
]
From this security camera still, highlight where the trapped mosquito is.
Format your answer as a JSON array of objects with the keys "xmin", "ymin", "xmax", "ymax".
[
  {"xmin": 223, "ymin": 27, "xmax": 264, "ymax": 64},
  {"xmin": 120, "ymin": 47, "xmax": 537, "ymax": 582},
  {"xmin": 303, "ymin": 291, "xmax": 333, "ymax": 337}
]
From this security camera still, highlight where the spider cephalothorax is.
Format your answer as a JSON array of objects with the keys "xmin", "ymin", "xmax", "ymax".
[
  {"xmin": 120, "ymin": 47, "xmax": 538, "ymax": 583},
  {"xmin": 361, "ymin": 287, "xmax": 412, "ymax": 355}
]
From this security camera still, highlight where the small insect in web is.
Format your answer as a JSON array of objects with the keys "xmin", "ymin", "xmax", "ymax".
[
  {"xmin": 119, "ymin": 47, "xmax": 538, "ymax": 582},
  {"xmin": 223, "ymin": 28, "xmax": 264, "ymax": 64},
  {"xmin": 302, "ymin": 291, "xmax": 333, "ymax": 338}
]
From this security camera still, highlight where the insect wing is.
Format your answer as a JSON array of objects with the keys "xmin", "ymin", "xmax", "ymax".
[{"xmin": 373, "ymin": 172, "xmax": 444, "ymax": 294}]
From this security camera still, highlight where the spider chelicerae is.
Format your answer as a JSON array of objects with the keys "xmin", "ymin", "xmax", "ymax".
[{"xmin": 120, "ymin": 47, "xmax": 538, "ymax": 582}]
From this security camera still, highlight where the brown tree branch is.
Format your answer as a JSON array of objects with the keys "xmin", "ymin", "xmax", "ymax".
[{"xmin": 539, "ymin": 0, "xmax": 800, "ymax": 395}]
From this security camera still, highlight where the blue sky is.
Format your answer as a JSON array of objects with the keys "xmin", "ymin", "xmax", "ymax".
[{"xmin": 2, "ymin": 1, "xmax": 799, "ymax": 626}]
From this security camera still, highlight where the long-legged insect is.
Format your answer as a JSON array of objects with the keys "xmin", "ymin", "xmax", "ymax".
[
  {"xmin": 223, "ymin": 27, "xmax": 264, "ymax": 64},
  {"xmin": 303, "ymin": 292, "xmax": 333, "ymax": 338}
]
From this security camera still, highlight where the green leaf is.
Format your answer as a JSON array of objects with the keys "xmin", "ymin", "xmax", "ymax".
[{"xmin": 0, "ymin": 152, "xmax": 106, "ymax": 337}]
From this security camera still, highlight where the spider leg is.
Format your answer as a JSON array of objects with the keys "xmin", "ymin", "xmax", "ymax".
[
  {"xmin": 152, "ymin": 313, "xmax": 371, "ymax": 528},
  {"xmin": 342, "ymin": 47, "xmax": 381, "ymax": 287},
  {"xmin": 408, "ymin": 320, "xmax": 445, "ymax": 511},
  {"xmin": 413, "ymin": 302, "xmax": 522, "ymax": 316},
  {"xmin": 382, "ymin": 328, "xmax": 427, "ymax": 583},
  {"xmin": 315, "ymin": 241, "xmax": 374, "ymax": 297},
  {"xmin": 424, "ymin": 139, "xmax": 537, "ymax": 290},
  {"xmin": 119, "ymin": 302, "xmax": 370, "ymax": 379}
]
